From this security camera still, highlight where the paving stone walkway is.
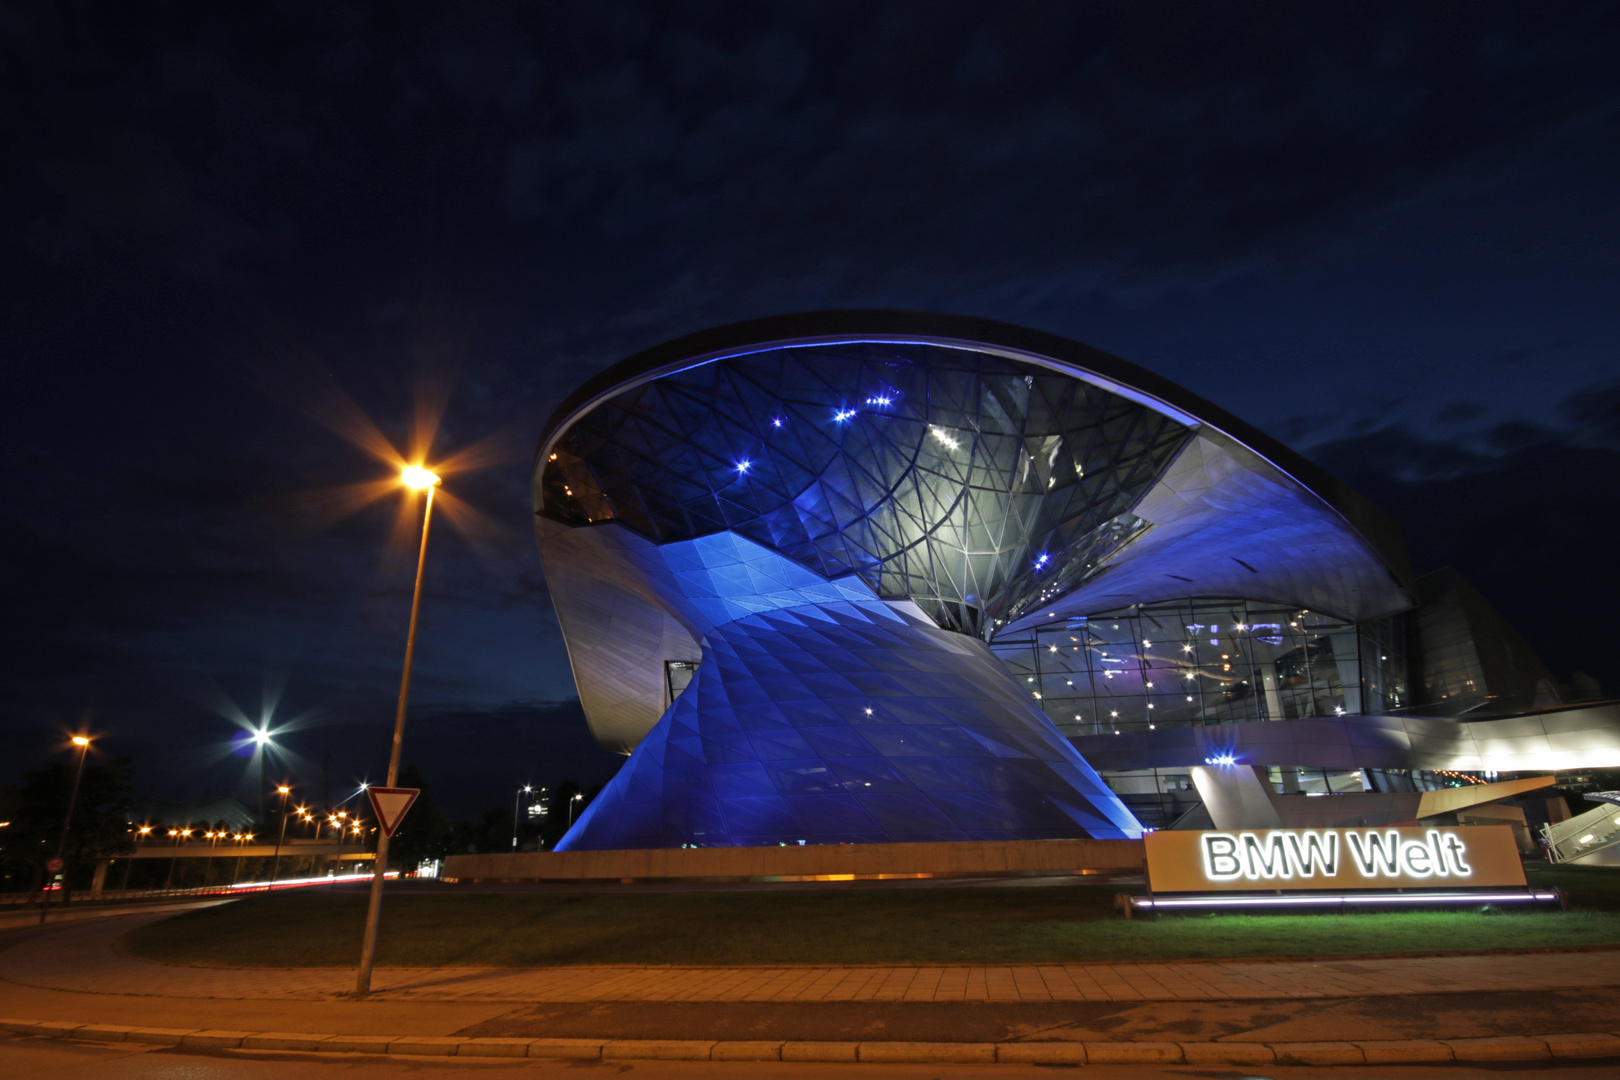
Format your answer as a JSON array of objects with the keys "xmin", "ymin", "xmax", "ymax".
[{"xmin": 4, "ymin": 910, "xmax": 1617, "ymax": 1004}]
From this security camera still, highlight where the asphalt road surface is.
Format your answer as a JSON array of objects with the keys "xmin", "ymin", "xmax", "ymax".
[{"xmin": 3, "ymin": 1033, "xmax": 1616, "ymax": 1080}]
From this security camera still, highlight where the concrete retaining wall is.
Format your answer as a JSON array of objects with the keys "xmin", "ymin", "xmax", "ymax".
[{"xmin": 443, "ymin": 838, "xmax": 1145, "ymax": 882}]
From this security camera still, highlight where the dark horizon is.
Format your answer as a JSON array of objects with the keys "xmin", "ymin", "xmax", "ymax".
[{"xmin": 3, "ymin": 4, "xmax": 1618, "ymax": 820}]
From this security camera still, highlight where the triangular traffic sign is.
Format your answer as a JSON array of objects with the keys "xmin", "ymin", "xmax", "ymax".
[{"xmin": 366, "ymin": 786, "xmax": 421, "ymax": 839}]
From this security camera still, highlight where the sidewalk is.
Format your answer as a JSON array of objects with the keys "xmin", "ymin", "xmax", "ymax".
[
  {"xmin": 8, "ymin": 907, "xmax": 1618, "ymax": 1004},
  {"xmin": 2, "ymin": 905, "xmax": 1619, "ymax": 1067}
]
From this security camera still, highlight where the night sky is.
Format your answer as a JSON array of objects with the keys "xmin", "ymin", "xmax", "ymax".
[{"xmin": 4, "ymin": 4, "xmax": 1618, "ymax": 819}]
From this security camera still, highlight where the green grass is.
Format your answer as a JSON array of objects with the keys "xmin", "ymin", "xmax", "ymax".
[{"xmin": 120, "ymin": 863, "xmax": 1620, "ymax": 968}]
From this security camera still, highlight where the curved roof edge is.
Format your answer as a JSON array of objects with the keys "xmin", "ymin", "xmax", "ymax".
[{"xmin": 537, "ymin": 309, "xmax": 1415, "ymax": 597}]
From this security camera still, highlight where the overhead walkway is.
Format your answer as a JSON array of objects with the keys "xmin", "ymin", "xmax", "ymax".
[{"xmin": 1544, "ymin": 792, "xmax": 1620, "ymax": 865}]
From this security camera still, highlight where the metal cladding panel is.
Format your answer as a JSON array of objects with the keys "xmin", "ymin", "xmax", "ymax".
[
  {"xmin": 1007, "ymin": 430, "xmax": 1411, "ymax": 629},
  {"xmin": 553, "ymin": 530, "xmax": 1143, "ymax": 849},
  {"xmin": 536, "ymin": 517, "xmax": 703, "ymax": 754}
]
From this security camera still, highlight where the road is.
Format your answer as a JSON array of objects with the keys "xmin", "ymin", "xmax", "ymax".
[{"xmin": 3, "ymin": 1033, "xmax": 1616, "ymax": 1079}]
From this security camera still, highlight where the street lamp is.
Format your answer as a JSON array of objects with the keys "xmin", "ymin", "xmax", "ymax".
[
  {"xmin": 252, "ymin": 726, "xmax": 273, "ymax": 823},
  {"xmin": 270, "ymin": 784, "xmax": 293, "ymax": 885},
  {"xmin": 231, "ymin": 832, "xmax": 253, "ymax": 886},
  {"xmin": 567, "ymin": 793, "xmax": 584, "ymax": 827},
  {"xmin": 122, "ymin": 825, "xmax": 152, "ymax": 891},
  {"xmin": 39, "ymin": 734, "xmax": 92, "ymax": 924},
  {"xmin": 202, "ymin": 830, "xmax": 224, "ymax": 888},
  {"xmin": 356, "ymin": 463, "xmax": 440, "ymax": 997},
  {"xmin": 165, "ymin": 828, "xmax": 192, "ymax": 890},
  {"xmin": 512, "ymin": 785, "xmax": 532, "ymax": 850}
]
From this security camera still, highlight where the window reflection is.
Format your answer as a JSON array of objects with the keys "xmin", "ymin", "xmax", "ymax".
[{"xmin": 992, "ymin": 598, "xmax": 1409, "ymax": 739}]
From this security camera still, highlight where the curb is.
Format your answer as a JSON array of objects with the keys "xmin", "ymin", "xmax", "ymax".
[{"xmin": 5, "ymin": 1019, "xmax": 1620, "ymax": 1065}]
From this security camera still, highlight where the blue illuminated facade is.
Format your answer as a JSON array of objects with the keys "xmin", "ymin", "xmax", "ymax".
[
  {"xmin": 533, "ymin": 312, "xmax": 1487, "ymax": 850},
  {"xmin": 558, "ymin": 532, "xmax": 1140, "ymax": 849}
]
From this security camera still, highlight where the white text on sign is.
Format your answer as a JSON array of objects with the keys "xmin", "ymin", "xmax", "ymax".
[{"xmin": 1199, "ymin": 829, "xmax": 1474, "ymax": 882}]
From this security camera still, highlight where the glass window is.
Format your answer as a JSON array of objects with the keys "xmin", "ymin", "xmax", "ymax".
[{"xmin": 992, "ymin": 597, "xmax": 1390, "ymax": 736}]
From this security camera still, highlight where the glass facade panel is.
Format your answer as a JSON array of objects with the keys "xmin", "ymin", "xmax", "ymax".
[
  {"xmin": 542, "ymin": 342, "xmax": 1191, "ymax": 639},
  {"xmin": 992, "ymin": 599, "xmax": 1412, "ymax": 738}
]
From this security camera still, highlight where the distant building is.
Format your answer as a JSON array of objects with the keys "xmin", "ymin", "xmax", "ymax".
[{"xmin": 532, "ymin": 312, "xmax": 1620, "ymax": 853}]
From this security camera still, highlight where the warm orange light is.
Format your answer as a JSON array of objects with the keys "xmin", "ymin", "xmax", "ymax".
[
  {"xmin": 71, "ymin": 736, "xmax": 90, "ymax": 746},
  {"xmin": 401, "ymin": 465, "xmax": 440, "ymax": 490},
  {"xmin": 277, "ymin": 785, "xmax": 291, "ymax": 795}
]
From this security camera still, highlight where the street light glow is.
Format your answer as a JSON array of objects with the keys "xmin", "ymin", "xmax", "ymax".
[
  {"xmin": 71, "ymin": 736, "xmax": 90, "ymax": 746},
  {"xmin": 401, "ymin": 465, "xmax": 441, "ymax": 490}
]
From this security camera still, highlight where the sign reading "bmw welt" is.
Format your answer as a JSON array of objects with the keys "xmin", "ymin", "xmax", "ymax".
[{"xmin": 1144, "ymin": 826, "xmax": 1527, "ymax": 893}]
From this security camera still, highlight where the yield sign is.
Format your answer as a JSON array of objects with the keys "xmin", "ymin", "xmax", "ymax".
[{"xmin": 366, "ymin": 787, "xmax": 421, "ymax": 839}]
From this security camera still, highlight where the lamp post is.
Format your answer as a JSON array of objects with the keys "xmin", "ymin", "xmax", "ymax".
[
  {"xmin": 122, "ymin": 825, "xmax": 151, "ymax": 891},
  {"xmin": 512, "ymin": 785, "xmax": 532, "ymax": 850},
  {"xmin": 355, "ymin": 464, "xmax": 440, "ymax": 997},
  {"xmin": 567, "ymin": 793, "xmax": 584, "ymax": 827},
  {"xmin": 202, "ymin": 830, "xmax": 223, "ymax": 889},
  {"xmin": 325, "ymin": 815, "xmax": 340, "ymax": 878},
  {"xmin": 270, "ymin": 784, "xmax": 293, "ymax": 885},
  {"xmin": 231, "ymin": 832, "xmax": 253, "ymax": 886},
  {"xmin": 164, "ymin": 828, "xmax": 192, "ymax": 889},
  {"xmin": 39, "ymin": 735, "xmax": 91, "ymax": 924}
]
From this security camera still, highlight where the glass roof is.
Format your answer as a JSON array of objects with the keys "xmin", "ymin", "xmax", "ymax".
[{"xmin": 541, "ymin": 341, "xmax": 1191, "ymax": 637}]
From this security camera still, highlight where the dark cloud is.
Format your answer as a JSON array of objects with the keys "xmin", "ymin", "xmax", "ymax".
[
  {"xmin": 1561, "ymin": 377, "xmax": 1620, "ymax": 448},
  {"xmin": 1436, "ymin": 401, "xmax": 1487, "ymax": 424},
  {"xmin": 1309, "ymin": 385, "xmax": 1620, "ymax": 690},
  {"xmin": 7, "ymin": 4, "xmax": 1619, "ymax": 291}
]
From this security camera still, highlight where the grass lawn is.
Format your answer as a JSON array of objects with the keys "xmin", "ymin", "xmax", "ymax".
[{"xmin": 119, "ymin": 863, "xmax": 1620, "ymax": 968}]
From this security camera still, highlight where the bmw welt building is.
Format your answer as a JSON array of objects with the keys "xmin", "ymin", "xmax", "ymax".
[{"xmin": 531, "ymin": 312, "xmax": 1620, "ymax": 864}]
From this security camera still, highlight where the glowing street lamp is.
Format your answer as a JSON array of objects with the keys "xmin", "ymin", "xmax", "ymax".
[
  {"xmin": 567, "ymin": 792, "xmax": 584, "ymax": 827},
  {"xmin": 164, "ymin": 828, "xmax": 193, "ymax": 890},
  {"xmin": 355, "ymin": 463, "xmax": 440, "ymax": 997},
  {"xmin": 231, "ymin": 832, "xmax": 254, "ymax": 886},
  {"xmin": 270, "ymin": 784, "xmax": 294, "ymax": 885},
  {"xmin": 39, "ymin": 733, "xmax": 93, "ymax": 924},
  {"xmin": 513, "ymin": 785, "xmax": 532, "ymax": 850},
  {"xmin": 250, "ymin": 726, "xmax": 275, "ymax": 822},
  {"xmin": 202, "ymin": 829, "xmax": 225, "ymax": 889}
]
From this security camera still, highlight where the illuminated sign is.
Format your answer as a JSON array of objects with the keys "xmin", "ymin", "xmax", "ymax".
[{"xmin": 1144, "ymin": 826, "xmax": 1527, "ymax": 893}]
